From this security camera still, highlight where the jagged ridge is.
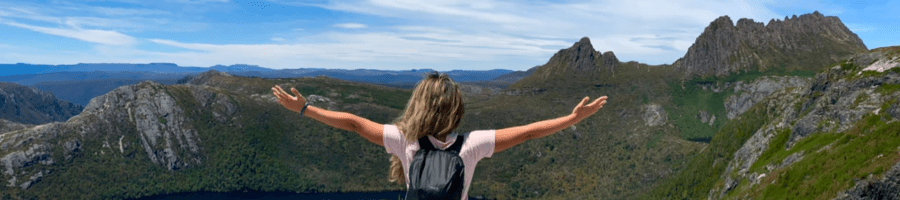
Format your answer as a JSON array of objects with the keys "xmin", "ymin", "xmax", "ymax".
[{"xmin": 674, "ymin": 11, "xmax": 867, "ymax": 78}]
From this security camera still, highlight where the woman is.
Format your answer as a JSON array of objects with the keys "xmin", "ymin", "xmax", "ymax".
[{"xmin": 271, "ymin": 72, "xmax": 607, "ymax": 199}]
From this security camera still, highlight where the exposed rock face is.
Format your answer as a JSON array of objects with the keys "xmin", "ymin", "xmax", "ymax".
[
  {"xmin": 643, "ymin": 104, "xmax": 667, "ymax": 126},
  {"xmin": 710, "ymin": 79, "xmax": 810, "ymax": 199},
  {"xmin": 836, "ymin": 160, "xmax": 900, "ymax": 200},
  {"xmin": 510, "ymin": 37, "xmax": 620, "ymax": 89},
  {"xmin": 674, "ymin": 11, "xmax": 867, "ymax": 78},
  {"xmin": 789, "ymin": 67, "xmax": 900, "ymax": 148},
  {"xmin": 709, "ymin": 48, "xmax": 900, "ymax": 199},
  {"xmin": 0, "ymin": 82, "xmax": 84, "ymax": 125},
  {"xmin": 725, "ymin": 76, "xmax": 812, "ymax": 119},
  {"xmin": 81, "ymin": 81, "xmax": 203, "ymax": 170},
  {"xmin": 0, "ymin": 81, "xmax": 239, "ymax": 189},
  {"xmin": 306, "ymin": 94, "xmax": 339, "ymax": 111}
]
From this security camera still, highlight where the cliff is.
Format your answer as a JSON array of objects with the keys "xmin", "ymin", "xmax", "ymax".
[
  {"xmin": 674, "ymin": 11, "xmax": 867, "ymax": 78},
  {"xmin": 509, "ymin": 37, "xmax": 622, "ymax": 89}
]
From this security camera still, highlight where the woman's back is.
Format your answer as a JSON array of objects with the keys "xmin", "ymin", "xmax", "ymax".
[{"xmin": 382, "ymin": 124, "xmax": 495, "ymax": 200}]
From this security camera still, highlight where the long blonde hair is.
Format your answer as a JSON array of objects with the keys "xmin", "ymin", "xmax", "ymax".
[{"xmin": 389, "ymin": 71, "xmax": 465, "ymax": 185}]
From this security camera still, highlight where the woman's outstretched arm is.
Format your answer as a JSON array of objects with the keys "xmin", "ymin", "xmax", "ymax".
[
  {"xmin": 272, "ymin": 85, "xmax": 384, "ymax": 146},
  {"xmin": 494, "ymin": 96, "xmax": 607, "ymax": 153}
]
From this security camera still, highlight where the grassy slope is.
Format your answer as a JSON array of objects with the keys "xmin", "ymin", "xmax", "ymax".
[{"xmin": 647, "ymin": 48, "xmax": 900, "ymax": 199}]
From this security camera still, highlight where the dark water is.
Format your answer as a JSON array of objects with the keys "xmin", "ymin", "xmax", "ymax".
[
  {"xmin": 133, "ymin": 191, "xmax": 407, "ymax": 200},
  {"xmin": 687, "ymin": 137, "xmax": 712, "ymax": 143}
]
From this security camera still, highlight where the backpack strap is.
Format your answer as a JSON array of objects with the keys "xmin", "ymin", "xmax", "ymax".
[
  {"xmin": 448, "ymin": 135, "xmax": 466, "ymax": 153},
  {"xmin": 417, "ymin": 136, "xmax": 436, "ymax": 150}
]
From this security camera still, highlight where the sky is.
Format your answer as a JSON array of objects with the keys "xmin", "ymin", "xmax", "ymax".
[{"xmin": 0, "ymin": 0, "xmax": 897, "ymax": 71}]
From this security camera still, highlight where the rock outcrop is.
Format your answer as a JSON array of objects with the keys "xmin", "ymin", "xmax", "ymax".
[
  {"xmin": 836, "ymin": 160, "xmax": 900, "ymax": 200},
  {"xmin": 788, "ymin": 66, "xmax": 900, "ymax": 148},
  {"xmin": 674, "ymin": 11, "xmax": 867, "ymax": 78},
  {"xmin": 643, "ymin": 104, "xmax": 667, "ymax": 126},
  {"xmin": 0, "ymin": 81, "xmax": 240, "ymax": 189},
  {"xmin": 708, "ymin": 48, "xmax": 900, "ymax": 199},
  {"xmin": 725, "ymin": 76, "xmax": 812, "ymax": 119},
  {"xmin": 510, "ymin": 37, "xmax": 620, "ymax": 89},
  {"xmin": 0, "ymin": 82, "xmax": 84, "ymax": 125}
]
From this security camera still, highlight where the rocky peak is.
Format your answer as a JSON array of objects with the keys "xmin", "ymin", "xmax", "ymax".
[
  {"xmin": 674, "ymin": 11, "xmax": 867, "ymax": 78},
  {"xmin": 510, "ymin": 37, "xmax": 620, "ymax": 89},
  {"xmin": 559, "ymin": 37, "xmax": 600, "ymax": 72}
]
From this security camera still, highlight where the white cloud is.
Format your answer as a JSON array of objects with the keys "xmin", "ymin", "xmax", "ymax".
[
  {"xmin": 1, "ymin": 21, "xmax": 136, "ymax": 46},
  {"xmin": 306, "ymin": 0, "xmax": 785, "ymax": 65},
  {"xmin": 1, "ymin": 0, "xmax": 853, "ymax": 71},
  {"xmin": 90, "ymin": 6, "xmax": 172, "ymax": 16},
  {"xmin": 333, "ymin": 23, "xmax": 367, "ymax": 29},
  {"xmin": 140, "ymin": 28, "xmax": 568, "ymax": 70}
]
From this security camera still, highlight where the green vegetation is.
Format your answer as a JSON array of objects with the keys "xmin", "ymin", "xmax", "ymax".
[
  {"xmin": 648, "ymin": 100, "xmax": 772, "ymax": 199},
  {"xmin": 732, "ymin": 115, "xmax": 900, "ymax": 200},
  {"xmin": 666, "ymin": 67, "xmax": 814, "ymax": 142},
  {"xmin": 876, "ymin": 84, "xmax": 900, "ymax": 96},
  {"xmin": 667, "ymin": 78, "xmax": 730, "ymax": 141}
]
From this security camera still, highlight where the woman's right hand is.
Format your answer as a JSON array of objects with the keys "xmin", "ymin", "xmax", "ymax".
[{"xmin": 572, "ymin": 96, "xmax": 607, "ymax": 121}]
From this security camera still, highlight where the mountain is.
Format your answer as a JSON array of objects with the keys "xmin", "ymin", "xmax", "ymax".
[
  {"xmin": 0, "ymin": 63, "xmax": 273, "ymax": 76},
  {"xmin": 0, "ymin": 82, "xmax": 83, "ymax": 125},
  {"xmin": 0, "ymin": 63, "xmax": 515, "ymax": 86},
  {"xmin": 208, "ymin": 64, "xmax": 273, "ymax": 72},
  {"xmin": 0, "ymin": 71, "xmax": 414, "ymax": 199},
  {"xmin": 508, "ymin": 37, "xmax": 622, "ymax": 90},
  {"xmin": 488, "ymin": 65, "xmax": 539, "ymax": 83},
  {"xmin": 649, "ymin": 47, "xmax": 900, "ymax": 199},
  {"xmin": 0, "ymin": 67, "xmax": 516, "ymax": 107},
  {"xmin": 673, "ymin": 11, "xmax": 867, "ymax": 78},
  {"xmin": 0, "ymin": 63, "xmax": 210, "ymax": 76},
  {"xmin": 0, "ymin": 71, "xmax": 195, "ymax": 86}
]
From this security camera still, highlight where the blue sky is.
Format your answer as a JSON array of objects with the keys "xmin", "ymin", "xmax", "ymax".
[{"xmin": 0, "ymin": 0, "xmax": 896, "ymax": 71}]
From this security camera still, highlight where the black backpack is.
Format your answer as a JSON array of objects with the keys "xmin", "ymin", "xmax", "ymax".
[{"xmin": 406, "ymin": 135, "xmax": 467, "ymax": 200}]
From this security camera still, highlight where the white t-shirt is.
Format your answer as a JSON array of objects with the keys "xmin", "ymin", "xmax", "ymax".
[{"xmin": 382, "ymin": 124, "xmax": 495, "ymax": 200}]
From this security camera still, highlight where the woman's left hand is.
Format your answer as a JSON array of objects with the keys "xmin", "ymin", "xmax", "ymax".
[{"xmin": 272, "ymin": 85, "xmax": 307, "ymax": 113}]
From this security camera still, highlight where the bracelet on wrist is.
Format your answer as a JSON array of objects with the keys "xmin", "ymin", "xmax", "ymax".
[{"xmin": 300, "ymin": 102, "xmax": 309, "ymax": 117}]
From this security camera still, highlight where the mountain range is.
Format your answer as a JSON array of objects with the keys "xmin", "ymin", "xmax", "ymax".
[
  {"xmin": 2, "ymin": 11, "xmax": 899, "ymax": 199},
  {"xmin": 0, "ymin": 65, "xmax": 528, "ymax": 106}
]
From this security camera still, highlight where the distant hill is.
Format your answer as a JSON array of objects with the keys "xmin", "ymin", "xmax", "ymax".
[
  {"xmin": 0, "ymin": 82, "xmax": 83, "ymax": 125},
  {"xmin": 0, "ymin": 66, "xmax": 520, "ymax": 106},
  {"xmin": 0, "ymin": 63, "xmax": 516, "ymax": 85},
  {"xmin": 32, "ymin": 79, "xmax": 181, "ymax": 107},
  {"xmin": 0, "ymin": 63, "xmax": 271, "ymax": 76}
]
